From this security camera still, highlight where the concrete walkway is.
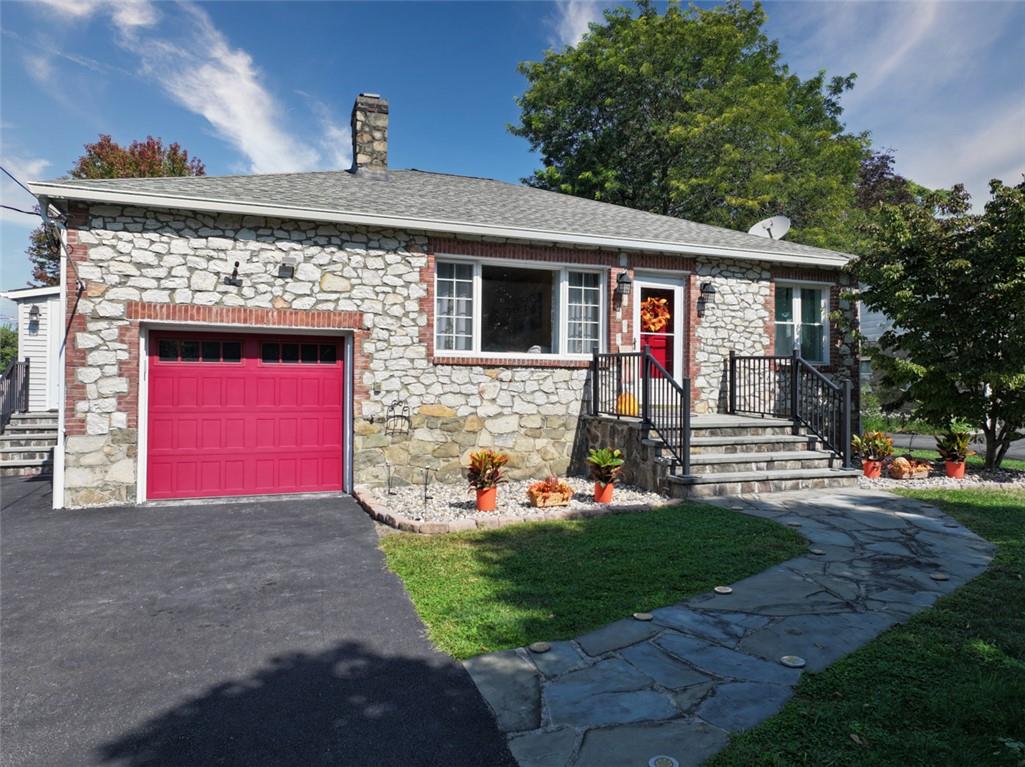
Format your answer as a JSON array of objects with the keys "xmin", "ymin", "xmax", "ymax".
[{"xmin": 463, "ymin": 488, "xmax": 995, "ymax": 767}]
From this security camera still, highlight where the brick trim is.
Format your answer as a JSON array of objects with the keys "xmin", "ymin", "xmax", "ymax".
[
  {"xmin": 430, "ymin": 356, "xmax": 591, "ymax": 369},
  {"xmin": 125, "ymin": 302, "xmax": 364, "ymax": 329}
]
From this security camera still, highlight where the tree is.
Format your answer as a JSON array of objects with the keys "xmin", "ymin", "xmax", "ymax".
[
  {"xmin": 28, "ymin": 134, "xmax": 205, "ymax": 286},
  {"xmin": 69, "ymin": 135, "xmax": 205, "ymax": 179},
  {"xmin": 511, "ymin": 0, "xmax": 867, "ymax": 251},
  {"xmin": 850, "ymin": 180, "xmax": 1025, "ymax": 468},
  {"xmin": 0, "ymin": 326, "xmax": 16, "ymax": 369}
]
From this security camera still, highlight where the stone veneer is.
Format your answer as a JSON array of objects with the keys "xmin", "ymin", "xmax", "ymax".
[{"xmin": 60, "ymin": 202, "xmax": 856, "ymax": 507}]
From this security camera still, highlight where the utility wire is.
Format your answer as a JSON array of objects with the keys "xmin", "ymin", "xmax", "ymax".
[
  {"xmin": 1, "ymin": 204, "xmax": 38, "ymax": 216},
  {"xmin": 1, "ymin": 164, "xmax": 35, "ymax": 197}
]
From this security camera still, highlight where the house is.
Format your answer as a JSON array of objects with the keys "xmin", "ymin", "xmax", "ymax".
[
  {"xmin": 28, "ymin": 93, "xmax": 860, "ymax": 509},
  {"xmin": 0, "ymin": 286, "xmax": 60, "ymax": 477},
  {"xmin": 1, "ymin": 285, "xmax": 62, "ymax": 413}
]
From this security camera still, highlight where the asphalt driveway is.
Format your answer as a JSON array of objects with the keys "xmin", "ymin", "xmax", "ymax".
[{"xmin": 0, "ymin": 478, "xmax": 514, "ymax": 767}]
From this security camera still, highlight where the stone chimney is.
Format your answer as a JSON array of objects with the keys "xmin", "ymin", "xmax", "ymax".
[{"xmin": 350, "ymin": 93, "xmax": 388, "ymax": 174}]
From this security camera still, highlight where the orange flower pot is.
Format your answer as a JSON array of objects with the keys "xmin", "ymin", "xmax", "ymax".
[
  {"xmin": 944, "ymin": 460, "xmax": 966, "ymax": 479},
  {"xmin": 594, "ymin": 482, "xmax": 614, "ymax": 504},
  {"xmin": 862, "ymin": 460, "xmax": 883, "ymax": 479},
  {"xmin": 476, "ymin": 487, "xmax": 498, "ymax": 511}
]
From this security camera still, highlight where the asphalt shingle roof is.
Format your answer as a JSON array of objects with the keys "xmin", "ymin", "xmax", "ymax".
[{"xmin": 38, "ymin": 168, "xmax": 849, "ymax": 263}]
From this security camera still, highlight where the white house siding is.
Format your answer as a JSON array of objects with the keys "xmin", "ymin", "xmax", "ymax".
[{"xmin": 15, "ymin": 294, "xmax": 60, "ymax": 412}]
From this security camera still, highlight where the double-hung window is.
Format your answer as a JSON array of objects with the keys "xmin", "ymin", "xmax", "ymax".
[
  {"xmin": 434, "ymin": 260, "xmax": 604, "ymax": 357},
  {"xmin": 775, "ymin": 284, "xmax": 829, "ymax": 363}
]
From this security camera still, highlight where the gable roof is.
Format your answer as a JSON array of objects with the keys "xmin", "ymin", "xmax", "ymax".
[{"xmin": 29, "ymin": 168, "xmax": 850, "ymax": 267}]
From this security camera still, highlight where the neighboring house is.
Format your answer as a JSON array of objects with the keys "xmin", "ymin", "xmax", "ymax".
[
  {"xmin": 29, "ymin": 93, "xmax": 860, "ymax": 509},
  {"xmin": 0, "ymin": 286, "xmax": 61, "ymax": 412}
]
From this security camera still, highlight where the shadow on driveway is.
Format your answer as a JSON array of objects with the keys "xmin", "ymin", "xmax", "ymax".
[{"xmin": 0, "ymin": 478, "xmax": 513, "ymax": 767}]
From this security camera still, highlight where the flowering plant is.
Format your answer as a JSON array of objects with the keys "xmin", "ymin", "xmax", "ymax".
[{"xmin": 640, "ymin": 297, "xmax": 671, "ymax": 333}]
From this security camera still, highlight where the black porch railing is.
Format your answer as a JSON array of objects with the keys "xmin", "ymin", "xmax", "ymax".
[
  {"xmin": 1, "ymin": 359, "xmax": 30, "ymax": 433},
  {"xmin": 728, "ymin": 349, "xmax": 852, "ymax": 467},
  {"xmin": 591, "ymin": 348, "xmax": 691, "ymax": 475}
]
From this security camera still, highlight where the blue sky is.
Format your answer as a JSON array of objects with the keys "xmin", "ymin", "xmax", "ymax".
[{"xmin": 2, "ymin": 0, "xmax": 1023, "ymax": 320}]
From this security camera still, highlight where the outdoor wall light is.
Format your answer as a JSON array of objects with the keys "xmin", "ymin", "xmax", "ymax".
[
  {"xmin": 223, "ymin": 261, "xmax": 243, "ymax": 288},
  {"xmin": 697, "ymin": 281, "xmax": 717, "ymax": 318},
  {"xmin": 278, "ymin": 255, "xmax": 298, "ymax": 279},
  {"xmin": 28, "ymin": 304, "xmax": 40, "ymax": 318},
  {"xmin": 615, "ymin": 270, "xmax": 633, "ymax": 301}
]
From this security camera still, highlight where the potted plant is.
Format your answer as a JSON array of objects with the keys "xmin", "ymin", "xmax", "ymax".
[
  {"xmin": 526, "ymin": 475, "xmax": 573, "ymax": 508},
  {"xmin": 935, "ymin": 420, "xmax": 976, "ymax": 479},
  {"xmin": 467, "ymin": 449, "xmax": 508, "ymax": 511},
  {"xmin": 587, "ymin": 447, "xmax": 624, "ymax": 503},
  {"xmin": 851, "ymin": 431, "xmax": 894, "ymax": 478}
]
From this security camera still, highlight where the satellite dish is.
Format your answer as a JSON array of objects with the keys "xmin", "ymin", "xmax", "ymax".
[{"xmin": 748, "ymin": 215, "xmax": 791, "ymax": 240}]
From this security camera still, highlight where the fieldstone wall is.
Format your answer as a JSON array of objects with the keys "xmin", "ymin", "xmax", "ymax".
[{"xmin": 62, "ymin": 204, "xmax": 590, "ymax": 506}]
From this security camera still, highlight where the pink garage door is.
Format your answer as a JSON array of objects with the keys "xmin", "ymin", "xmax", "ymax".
[{"xmin": 147, "ymin": 332, "xmax": 344, "ymax": 500}]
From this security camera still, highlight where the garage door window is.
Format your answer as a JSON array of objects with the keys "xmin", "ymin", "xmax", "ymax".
[
  {"xmin": 158, "ymin": 338, "xmax": 243, "ymax": 363},
  {"xmin": 261, "ymin": 342, "xmax": 339, "ymax": 364}
]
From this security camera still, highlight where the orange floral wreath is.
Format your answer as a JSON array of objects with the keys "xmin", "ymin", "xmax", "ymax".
[{"xmin": 640, "ymin": 296, "xmax": 671, "ymax": 333}]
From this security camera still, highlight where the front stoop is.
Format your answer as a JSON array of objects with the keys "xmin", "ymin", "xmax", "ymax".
[
  {"xmin": 0, "ymin": 411, "xmax": 58, "ymax": 477},
  {"xmin": 654, "ymin": 416, "xmax": 860, "ymax": 498},
  {"xmin": 463, "ymin": 489, "xmax": 995, "ymax": 767}
]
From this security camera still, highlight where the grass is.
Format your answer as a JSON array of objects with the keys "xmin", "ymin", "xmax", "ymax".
[
  {"xmin": 710, "ymin": 487, "xmax": 1025, "ymax": 767},
  {"xmin": 380, "ymin": 504, "xmax": 806, "ymax": 659},
  {"xmin": 861, "ymin": 411, "xmax": 937, "ymax": 435}
]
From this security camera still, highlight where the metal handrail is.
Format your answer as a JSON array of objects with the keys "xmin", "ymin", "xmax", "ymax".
[
  {"xmin": 590, "ymin": 348, "xmax": 692, "ymax": 475},
  {"xmin": 728, "ymin": 349, "xmax": 851, "ymax": 467},
  {"xmin": 1, "ymin": 359, "xmax": 30, "ymax": 433}
]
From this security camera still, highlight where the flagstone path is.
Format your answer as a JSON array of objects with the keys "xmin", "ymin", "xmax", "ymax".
[{"xmin": 463, "ymin": 488, "xmax": 995, "ymax": 767}]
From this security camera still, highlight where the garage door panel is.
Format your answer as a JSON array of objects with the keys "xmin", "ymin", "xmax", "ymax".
[{"xmin": 148, "ymin": 332, "xmax": 345, "ymax": 501}]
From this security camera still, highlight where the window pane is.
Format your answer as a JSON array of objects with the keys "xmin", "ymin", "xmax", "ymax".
[
  {"xmin": 261, "ymin": 343, "xmax": 279, "ymax": 363},
  {"xmin": 801, "ymin": 288, "xmax": 822, "ymax": 323},
  {"xmin": 566, "ymin": 270, "xmax": 601, "ymax": 355},
  {"xmin": 201, "ymin": 341, "xmax": 220, "ymax": 361},
  {"xmin": 222, "ymin": 342, "xmax": 242, "ymax": 362},
  {"xmin": 319, "ymin": 344, "xmax": 337, "ymax": 364},
  {"xmin": 775, "ymin": 287, "xmax": 793, "ymax": 321},
  {"xmin": 481, "ymin": 265, "xmax": 555, "ymax": 353},
  {"xmin": 180, "ymin": 341, "xmax": 199, "ymax": 361},
  {"xmin": 436, "ymin": 260, "xmax": 475, "ymax": 353},
  {"xmin": 281, "ymin": 343, "xmax": 299, "ymax": 363},
  {"xmin": 158, "ymin": 339, "xmax": 178, "ymax": 361},
  {"xmin": 800, "ymin": 324, "xmax": 824, "ymax": 361},
  {"xmin": 775, "ymin": 323, "xmax": 795, "ymax": 355},
  {"xmin": 301, "ymin": 344, "xmax": 318, "ymax": 363}
]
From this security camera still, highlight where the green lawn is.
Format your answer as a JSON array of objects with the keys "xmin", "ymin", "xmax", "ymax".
[
  {"xmin": 710, "ymin": 487, "xmax": 1025, "ymax": 767},
  {"xmin": 380, "ymin": 504, "xmax": 806, "ymax": 659}
]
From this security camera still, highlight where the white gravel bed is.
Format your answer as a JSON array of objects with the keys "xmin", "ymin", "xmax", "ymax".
[
  {"xmin": 377, "ymin": 476, "xmax": 669, "ymax": 522},
  {"xmin": 859, "ymin": 465, "xmax": 1025, "ymax": 491}
]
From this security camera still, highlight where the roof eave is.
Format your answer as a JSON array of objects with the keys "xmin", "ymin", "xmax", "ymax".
[{"xmin": 29, "ymin": 181, "xmax": 850, "ymax": 269}]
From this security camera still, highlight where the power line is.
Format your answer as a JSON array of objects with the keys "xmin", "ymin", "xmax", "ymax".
[
  {"xmin": 0, "ymin": 165, "xmax": 36, "ymax": 198},
  {"xmin": 1, "ymin": 204, "xmax": 38, "ymax": 216}
]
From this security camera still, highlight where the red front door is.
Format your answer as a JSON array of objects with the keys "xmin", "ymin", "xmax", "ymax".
[
  {"xmin": 147, "ymin": 332, "xmax": 344, "ymax": 500},
  {"xmin": 639, "ymin": 286, "xmax": 677, "ymax": 375}
]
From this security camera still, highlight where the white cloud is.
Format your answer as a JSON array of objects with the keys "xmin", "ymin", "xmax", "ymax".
[
  {"xmin": 31, "ymin": 0, "xmax": 341, "ymax": 174},
  {"xmin": 0, "ymin": 156, "xmax": 50, "ymax": 224},
  {"xmin": 23, "ymin": 54, "xmax": 54, "ymax": 85},
  {"xmin": 550, "ymin": 1, "xmax": 606, "ymax": 48},
  {"xmin": 307, "ymin": 99, "xmax": 352, "ymax": 171}
]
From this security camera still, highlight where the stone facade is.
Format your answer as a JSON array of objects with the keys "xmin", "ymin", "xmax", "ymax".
[{"xmin": 59, "ymin": 202, "xmax": 856, "ymax": 508}]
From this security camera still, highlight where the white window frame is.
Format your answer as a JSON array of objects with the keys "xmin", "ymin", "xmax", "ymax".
[
  {"xmin": 774, "ymin": 281, "xmax": 830, "ymax": 365},
  {"xmin": 433, "ymin": 255, "xmax": 607, "ymax": 360}
]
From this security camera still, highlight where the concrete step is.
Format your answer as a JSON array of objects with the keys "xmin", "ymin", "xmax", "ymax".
[
  {"xmin": 688, "ymin": 450, "xmax": 838, "ymax": 475},
  {"xmin": 689, "ymin": 434, "xmax": 816, "ymax": 454},
  {"xmin": 0, "ymin": 447, "xmax": 53, "ymax": 462},
  {"xmin": 0, "ymin": 457, "xmax": 54, "ymax": 477},
  {"xmin": 7, "ymin": 411, "xmax": 59, "ymax": 425},
  {"xmin": 0, "ymin": 436, "xmax": 58, "ymax": 448},
  {"xmin": 1, "ymin": 424, "xmax": 59, "ymax": 435},
  {"xmin": 667, "ymin": 467, "xmax": 862, "ymax": 499}
]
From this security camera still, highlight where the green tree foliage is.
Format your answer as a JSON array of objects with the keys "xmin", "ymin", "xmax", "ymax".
[
  {"xmin": 28, "ymin": 135, "xmax": 206, "ymax": 286},
  {"xmin": 851, "ymin": 180, "xmax": 1025, "ymax": 468},
  {"xmin": 511, "ymin": 0, "xmax": 867, "ymax": 250},
  {"xmin": 0, "ymin": 326, "xmax": 17, "ymax": 369}
]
